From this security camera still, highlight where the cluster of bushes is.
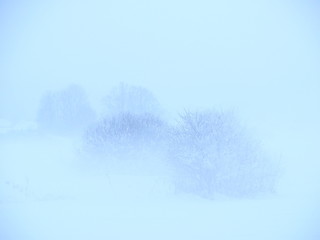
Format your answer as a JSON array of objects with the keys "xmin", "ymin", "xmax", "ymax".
[
  {"xmin": 37, "ymin": 83, "xmax": 279, "ymax": 198},
  {"xmin": 84, "ymin": 112, "xmax": 168, "ymax": 156}
]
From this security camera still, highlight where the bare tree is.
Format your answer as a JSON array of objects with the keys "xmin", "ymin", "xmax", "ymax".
[
  {"xmin": 37, "ymin": 84, "xmax": 96, "ymax": 134},
  {"xmin": 102, "ymin": 83, "xmax": 163, "ymax": 117},
  {"xmin": 168, "ymin": 110, "xmax": 279, "ymax": 198}
]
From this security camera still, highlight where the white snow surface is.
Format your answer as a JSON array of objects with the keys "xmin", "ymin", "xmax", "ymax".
[{"xmin": 1, "ymin": 129, "xmax": 320, "ymax": 240}]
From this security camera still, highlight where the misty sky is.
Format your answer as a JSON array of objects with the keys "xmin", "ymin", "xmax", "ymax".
[{"xmin": 1, "ymin": 0, "xmax": 320, "ymax": 152}]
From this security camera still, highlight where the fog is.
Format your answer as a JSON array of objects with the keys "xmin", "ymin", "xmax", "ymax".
[{"xmin": 1, "ymin": 0, "xmax": 320, "ymax": 239}]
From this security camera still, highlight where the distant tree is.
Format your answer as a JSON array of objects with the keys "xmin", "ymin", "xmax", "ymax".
[
  {"xmin": 168, "ymin": 110, "xmax": 279, "ymax": 198},
  {"xmin": 102, "ymin": 83, "xmax": 163, "ymax": 117},
  {"xmin": 37, "ymin": 84, "xmax": 96, "ymax": 134}
]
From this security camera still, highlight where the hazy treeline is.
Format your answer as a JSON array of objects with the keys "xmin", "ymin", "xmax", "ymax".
[{"xmin": 37, "ymin": 83, "xmax": 280, "ymax": 198}]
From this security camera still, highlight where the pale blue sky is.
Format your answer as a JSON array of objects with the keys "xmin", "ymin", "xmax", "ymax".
[{"xmin": 1, "ymin": 0, "xmax": 319, "ymax": 142}]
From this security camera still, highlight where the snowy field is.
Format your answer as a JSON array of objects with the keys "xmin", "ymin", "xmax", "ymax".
[
  {"xmin": 1, "ymin": 0, "xmax": 320, "ymax": 239},
  {"xmin": 1, "ymin": 126, "xmax": 320, "ymax": 240}
]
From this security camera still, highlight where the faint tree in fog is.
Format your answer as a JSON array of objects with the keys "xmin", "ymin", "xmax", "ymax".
[
  {"xmin": 37, "ymin": 84, "xmax": 96, "ymax": 134},
  {"xmin": 168, "ymin": 110, "xmax": 279, "ymax": 198},
  {"xmin": 102, "ymin": 83, "xmax": 163, "ymax": 117}
]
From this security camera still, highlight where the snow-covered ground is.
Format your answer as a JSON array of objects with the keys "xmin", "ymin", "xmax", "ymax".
[
  {"xmin": 2, "ymin": 195, "xmax": 319, "ymax": 240},
  {"xmin": 1, "ymin": 125, "xmax": 320, "ymax": 240}
]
